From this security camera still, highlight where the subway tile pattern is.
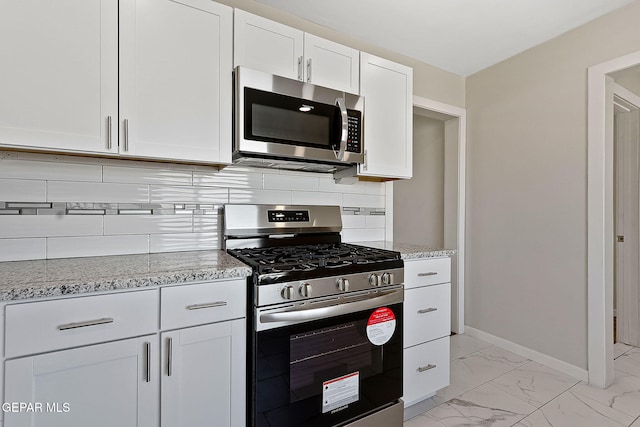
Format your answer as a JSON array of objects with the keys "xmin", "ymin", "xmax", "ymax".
[{"xmin": 0, "ymin": 150, "xmax": 387, "ymax": 260}]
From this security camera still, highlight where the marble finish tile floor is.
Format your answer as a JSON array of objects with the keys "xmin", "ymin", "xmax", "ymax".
[{"xmin": 405, "ymin": 335, "xmax": 640, "ymax": 427}]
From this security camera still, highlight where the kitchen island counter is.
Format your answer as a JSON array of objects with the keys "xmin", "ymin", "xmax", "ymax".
[{"xmin": 0, "ymin": 250, "xmax": 251, "ymax": 302}]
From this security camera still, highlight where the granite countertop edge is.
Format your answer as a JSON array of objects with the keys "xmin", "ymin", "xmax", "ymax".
[
  {"xmin": 0, "ymin": 251, "xmax": 252, "ymax": 303},
  {"xmin": 350, "ymin": 240, "xmax": 457, "ymax": 260},
  {"xmin": 0, "ymin": 242, "xmax": 456, "ymax": 303}
]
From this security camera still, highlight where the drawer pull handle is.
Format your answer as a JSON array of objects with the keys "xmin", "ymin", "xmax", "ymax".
[
  {"xmin": 145, "ymin": 342, "xmax": 151, "ymax": 383},
  {"xmin": 186, "ymin": 301, "xmax": 227, "ymax": 311},
  {"xmin": 417, "ymin": 272, "xmax": 438, "ymax": 277},
  {"xmin": 417, "ymin": 364, "xmax": 437, "ymax": 372},
  {"xmin": 57, "ymin": 317, "xmax": 114, "ymax": 330},
  {"xmin": 418, "ymin": 307, "xmax": 438, "ymax": 314}
]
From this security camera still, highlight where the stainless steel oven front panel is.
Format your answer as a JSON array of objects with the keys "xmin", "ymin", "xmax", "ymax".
[{"xmin": 256, "ymin": 285, "xmax": 403, "ymax": 331}]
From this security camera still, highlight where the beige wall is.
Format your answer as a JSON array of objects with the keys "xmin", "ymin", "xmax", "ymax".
[
  {"xmin": 215, "ymin": 0, "xmax": 465, "ymax": 107},
  {"xmin": 394, "ymin": 114, "xmax": 445, "ymax": 247},
  {"xmin": 465, "ymin": 1, "xmax": 640, "ymax": 369}
]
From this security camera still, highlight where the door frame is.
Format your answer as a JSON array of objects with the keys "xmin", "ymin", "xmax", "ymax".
[
  {"xmin": 588, "ymin": 49, "xmax": 640, "ymax": 388},
  {"xmin": 411, "ymin": 95, "xmax": 466, "ymax": 334}
]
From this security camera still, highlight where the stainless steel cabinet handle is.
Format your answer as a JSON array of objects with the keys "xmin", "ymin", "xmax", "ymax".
[
  {"xmin": 145, "ymin": 342, "xmax": 151, "ymax": 383},
  {"xmin": 58, "ymin": 317, "xmax": 114, "ymax": 331},
  {"xmin": 123, "ymin": 119, "xmax": 129, "ymax": 151},
  {"xmin": 186, "ymin": 301, "xmax": 227, "ymax": 311},
  {"xmin": 307, "ymin": 58, "xmax": 312, "ymax": 82},
  {"xmin": 107, "ymin": 116, "xmax": 112, "ymax": 149},
  {"xmin": 417, "ymin": 272, "xmax": 438, "ymax": 277},
  {"xmin": 418, "ymin": 307, "xmax": 438, "ymax": 314},
  {"xmin": 298, "ymin": 56, "xmax": 303, "ymax": 81},
  {"xmin": 363, "ymin": 149, "xmax": 368, "ymax": 171},
  {"xmin": 417, "ymin": 364, "xmax": 436, "ymax": 372},
  {"xmin": 166, "ymin": 337, "xmax": 173, "ymax": 377}
]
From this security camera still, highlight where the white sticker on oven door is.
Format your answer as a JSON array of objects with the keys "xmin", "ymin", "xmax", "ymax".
[
  {"xmin": 366, "ymin": 307, "xmax": 396, "ymax": 345},
  {"xmin": 322, "ymin": 371, "xmax": 359, "ymax": 414}
]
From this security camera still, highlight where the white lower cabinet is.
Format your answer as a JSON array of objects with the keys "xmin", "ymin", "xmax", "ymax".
[
  {"xmin": 4, "ymin": 335, "xmax": 159, "ymax": 427},
  {"xmin": 403, "ymin": 336, "xmax": 450, "ymax": 407},
  {"xmin": 403, "ymin": 257, "xmax": 451, "ymax": 408},
  {"xmin": 161, "ymin": 319, "xmax": 245, "ymax": 427},
  {"xmin": 2, "ymin": 278, "xmax": 247, "ymax": 427}
]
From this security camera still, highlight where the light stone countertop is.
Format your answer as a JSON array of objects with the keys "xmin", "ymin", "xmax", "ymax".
[
  {"xmin": 0, "ymin": 250, "xmax": 251, "ymax": 302},
  {"xmin": 352, "ymin": 241, "xmax": 456, "ymax": 260},
  {"xmin": 0, "ymin": 243, "xmax": 454, "ymax": 302}
]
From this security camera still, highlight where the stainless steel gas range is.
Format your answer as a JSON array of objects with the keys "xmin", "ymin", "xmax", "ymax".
[{"xmin": 224, "ymin": 204, "xmax": 404, "ymax": 427}]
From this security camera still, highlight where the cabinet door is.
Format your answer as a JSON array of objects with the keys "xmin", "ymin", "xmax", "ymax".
[
  {"xmin": 234, "ymin": 9, "xmax": 303, "ymax": 81},
  {"xmin": 0, "ymin": 0, "xmax": 118, "ymax": 154},
  {"xmin": 161, "ymin": 319, "xmax": 245, "ymax": 427},
  {"xmin": 359, "ymin": 53, "xmax": 413, "ymax": 179},
  {"xmin": 304, "ymin": 34, "xmax": 359, "ymax": 94},
  {"xmin": 119, "ymin": 0, "xmax": 232, "ymax": 163},
  {"xmin": 4, "ymin": 335, "xmax": 159, "ymax": 427}
]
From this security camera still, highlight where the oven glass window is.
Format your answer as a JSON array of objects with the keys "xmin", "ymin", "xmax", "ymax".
[{"xmin": 289, "ymin": 320, "xmax": 381, "ymax": 403}]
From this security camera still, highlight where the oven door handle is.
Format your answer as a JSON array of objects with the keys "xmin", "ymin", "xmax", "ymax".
[{"xmin": 259, "ymin": 289, "xmax": 403, "ymax": 325}]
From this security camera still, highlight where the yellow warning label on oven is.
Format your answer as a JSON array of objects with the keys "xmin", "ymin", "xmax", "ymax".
[{"xmin": 322, "ymin": 371, "xmax": 359, "ymax": 414}]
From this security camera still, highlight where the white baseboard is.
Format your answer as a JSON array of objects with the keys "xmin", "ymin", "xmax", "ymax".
[{"xmin": 463, "ymin": 326, "xmax": 589, "ymax": 382}]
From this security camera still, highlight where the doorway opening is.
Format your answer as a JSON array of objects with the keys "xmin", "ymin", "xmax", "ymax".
[
  {"xmin": 613, "ymin": 77, "xmax": 640, "ymax": 349},
  {"xmin": 588, "ymin": 50, "xmax": 640, "ymax": 388},
  {"xmin": 394, "ymin": 96, "xmax": 466, "ymax": 334}
]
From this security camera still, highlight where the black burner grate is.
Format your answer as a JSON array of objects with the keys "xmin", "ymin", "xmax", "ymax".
[{"xmin": 228, "ymin": 243, "xmax": 401, "ymax": 275}]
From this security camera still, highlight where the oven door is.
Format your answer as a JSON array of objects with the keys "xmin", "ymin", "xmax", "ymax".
[{"xmin": 251, "ymin": 288, "xmax": 403, "ymax": 427}]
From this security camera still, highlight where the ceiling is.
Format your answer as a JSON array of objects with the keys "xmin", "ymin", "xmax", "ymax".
[{"xmin": 254, "ymin": 0, "xmax": 637, "ymax": 76}]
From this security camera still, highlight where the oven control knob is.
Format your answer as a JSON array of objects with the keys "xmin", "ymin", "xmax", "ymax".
[
  {"xmin": 381, "ymin": 272, "xmax": 392, "ymax": 285},
  {"xmin": 368, "ymin": 273, "xmax": 380, "ymax": 287},
  {"xmin": 337, "ymin": 278, "xmax": 350, "ymax": 292},
  {"xmin": 281, "ymin": 285, "xmax": 294, "ymax": 300},
  {"xmin": 299, "ymin": 283, "xmax": 313, "ymax": 298}
]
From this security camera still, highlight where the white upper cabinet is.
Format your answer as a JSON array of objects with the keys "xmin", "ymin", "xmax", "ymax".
[
  {"xmin": 233, "ymin": 9, "xmax": 303, "ymax": 82},
  {"xmin": 119, "ymin": 0, "xmax": 233, "ymax": 164},
  {"xmin": 303, "ymin": 34, "xmax": 360, "ymax": 94},
  {"xmin": 0, "ymin": 0, "xmax": 232, "ymax": 164},
  {"xmin": 234, "ymin": 10, "xmax": 359, "ymax": 93},
  {"xmin": 359, "ymin": 53, "xmax": 413, "ymax": 179},
  {"xmin": 0, "ymin": 0, "xmax": 118, "ymax": 154}
]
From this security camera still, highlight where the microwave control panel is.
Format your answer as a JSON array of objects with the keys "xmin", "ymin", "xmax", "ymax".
[{"xmin": 346, "ymin": 111, "xmax": 362, "ymax": 153}]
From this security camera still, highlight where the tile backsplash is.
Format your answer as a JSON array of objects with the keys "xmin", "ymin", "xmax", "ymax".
[{"xmin": 0, "ymin": 151, "xmax": 387, "ymax": 261}]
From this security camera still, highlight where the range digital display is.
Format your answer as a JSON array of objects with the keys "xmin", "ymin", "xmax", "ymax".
[{"xmin": 268, "ymin": 210, "xmax": 310, "ymax": 223}]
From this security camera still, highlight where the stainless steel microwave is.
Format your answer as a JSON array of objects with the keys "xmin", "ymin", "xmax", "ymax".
[{"xmin": 234, "ymin": 66, "xmax": 364, "ymax": 172}]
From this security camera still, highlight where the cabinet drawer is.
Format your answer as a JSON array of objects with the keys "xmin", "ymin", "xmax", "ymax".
[
  {"xmin": 404, "ymin": 257, "xmax": 451, "ymax": 289},
  {"xmin": 161, "ymin": 279, "xmax": 246, "ymax": 330},
  {"xmin": 5, "ymin": 290, "xmax": 158, "ymax": 358},
  {"xmin": 404, "ymin": 283, "xmax": 451, "ymax": 347},
  {"xmin": 403, "ymin": 336, "xmax": 450, "ymax": 407}
]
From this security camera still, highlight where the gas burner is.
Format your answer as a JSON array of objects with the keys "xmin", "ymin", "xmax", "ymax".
[{"xmin": 228, "ymin": 242, "xmax": 402, "ymax": 280}]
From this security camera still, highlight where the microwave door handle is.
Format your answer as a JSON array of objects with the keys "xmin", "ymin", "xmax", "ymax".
[{"xmin": 335, "ymin": 97, "xmax": 348, "ymax": 161}]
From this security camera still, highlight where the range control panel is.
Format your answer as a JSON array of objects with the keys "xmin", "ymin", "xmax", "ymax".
[{"xmin": 268, "ymin": 210, "xmax": 310, "ymax": 222}]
